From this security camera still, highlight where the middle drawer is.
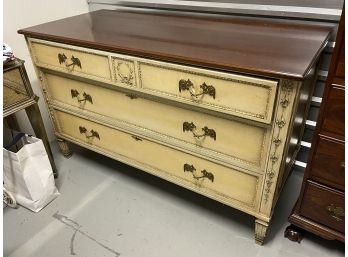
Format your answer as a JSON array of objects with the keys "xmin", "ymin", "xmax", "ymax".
[
  {"xmin": 44, "ymin": 73, "xmax": 270, "ymax": 171},
  {"xmin": 53, "ymin": 109, "xmax": 261, "ymax": 209}
]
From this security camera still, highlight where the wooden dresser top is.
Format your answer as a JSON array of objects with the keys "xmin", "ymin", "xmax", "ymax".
[{"xmin": 18, "ymin": 10, "xmax": 333, "ymax": 80}]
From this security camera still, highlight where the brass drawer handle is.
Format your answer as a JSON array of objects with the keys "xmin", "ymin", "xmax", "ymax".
[
  {"xmin": 79, "ymin": 126, "xmax": 100, "ymax": 140},
  {"xmin": 71, "ymin": 89, "xmax": 93, "ymax": 104},
  {"xmin": 125, "ymin": 93, "xmax": 138, "ymax": 99},
  {"xmin": 131, "ymin": 135, "xmax": 142, "ymax": 141},
  {"xmin": 327, "ymin": 204, "xmax": 344, "ymax": 222},
  {"xmin": 183, "ymin": 163, "xmax": 214, "ymax": 182},
  {"xmin": 340, "ymin": 162, "xmax": 345, "ymax": 168},
  {"xmin": 58, "ymin": 53, "xmax": 82, "ymax": 70},
  {"xmin": 183, "ymin": 121, "xmax": 216, "ymax": 140},
  {"xmin": 179, "ymin": 79, "xmax": 216, "ymax": 99}
]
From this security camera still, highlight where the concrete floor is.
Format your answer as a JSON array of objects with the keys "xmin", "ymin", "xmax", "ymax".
[{"xmin": 4, "ymin": 143, "xmax": 345, "ymax": 257}]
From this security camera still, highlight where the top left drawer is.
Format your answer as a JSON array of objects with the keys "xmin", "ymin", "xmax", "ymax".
[{"xmin": 29, "ymin": 39, "xmax": 112, "ymax": 82}]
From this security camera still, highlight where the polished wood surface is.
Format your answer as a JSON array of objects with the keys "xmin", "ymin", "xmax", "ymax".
[
  {"xmin": 287, "ymin": 9, "xmax": 344, "ymax": 243},
  {"xmin": 309, "ymin": 135, "xmax": 345, "ymax": 191},
  {"xmin": 300, "ymin": 181, "xmax": 344, "ymax": 233},
  {"xmin": 321, "ymin": 86, "xmax": 345, "ymax": 138},
  {"xmin": 335, "ymin": 43, "xmax": 345, "ymax": 78},
  {"xmin": 18, "ymin": 10, "xmax": 333, "ymax": 80}
]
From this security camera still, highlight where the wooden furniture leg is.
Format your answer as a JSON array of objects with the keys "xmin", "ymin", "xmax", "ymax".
[
  {"xmin": 255, "ymin": 219, "xmax": 269, "ymax": 245},
  {"xmin": 57, "ymin": 138, "xmax": 72, "ymax": 158},
  {"xmin": 25, "ymin": 102, "xmax": 58, "ymax": 177},
  {"xmin": 4, "ymin": 114, "xmax": 20, "ymax": 131},
  {"xmin": 284, "ymin": 224, "xmax": 304, "ymax": 243}
]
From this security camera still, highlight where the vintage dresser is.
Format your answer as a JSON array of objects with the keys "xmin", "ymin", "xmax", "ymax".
[
  {"xmin": 286, "ymin": 11, "xmax": 345, "ymax": 243},
  {"xmin": 18, "ymin": 10, "xmax": 333, "ymax": 244}
]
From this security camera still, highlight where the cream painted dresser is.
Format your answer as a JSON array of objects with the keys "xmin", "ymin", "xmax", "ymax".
[{"xmin": 19, "ymin": 10, "xmax": 332, "ymax": 244}]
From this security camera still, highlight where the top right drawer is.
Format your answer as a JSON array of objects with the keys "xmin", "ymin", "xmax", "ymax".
[{"xmin": 138, "ymin": 60, "xmax": 278, "ymax": 124}]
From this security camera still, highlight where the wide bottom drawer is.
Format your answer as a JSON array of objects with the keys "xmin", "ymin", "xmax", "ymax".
[
  {"xmin": 53, "ymin": 110, "xmax": 261, "ymax": 209},
  {"xmin": 300, "ymin": 181, "xmax": 345, "ymax": 233}
]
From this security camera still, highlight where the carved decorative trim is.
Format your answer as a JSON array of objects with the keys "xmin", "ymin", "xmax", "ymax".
[
  {"xmin": 112, "ymin": 58, "xmax": 136, "ymax": 86},
  {"xmin": 255, "ymin": 219, "xmax": 269, "ymax": 245},
  {"xmin": 264, "ymin": 80, "xmax": 294, "ymax": 202},
  {"xmin": 57, "ymin": 138, "xmax": 72, "ymax": 158},
  {"xmin": 38, "ymin": 70, "xmax": 63, "ymax": 133},
  {"xmin": 3, "ymin": 79, "xmax": 28, "ymax": 95}
]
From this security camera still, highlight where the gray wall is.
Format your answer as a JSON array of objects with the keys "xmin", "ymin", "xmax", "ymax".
[{"xmin": 88, "ymin": 0, "xmax": 343, "ymax": 20}]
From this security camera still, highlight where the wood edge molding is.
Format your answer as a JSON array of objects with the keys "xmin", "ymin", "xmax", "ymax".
[{"xmin": 289, "ymin": 211, "xmax": 344, "ymax": 242}]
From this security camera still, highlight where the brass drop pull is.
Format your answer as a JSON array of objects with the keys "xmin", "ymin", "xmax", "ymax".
[
  {"xmin": 79, "ymin": 126, "xmax": 100, "ymax": 140},
  {"xmin": 183, "ymin": 163, "xmax": 214, "ymax": 182},
  {"xmin": 125, "ymin": 93, "xmax": 138, "ymax": 99},
  {"xmin": 71, "ymin": 89, "xmax": 93, "ymax": 104},
  {"xmin": 131, "ymin": 135, "xmax": 142, "ymax": 141},
  {"xmin": 183, "ymin": 121, "xmax": 216, "ymax": 140},
  {"xmin": 340, "ymin": 162, "xmax": 345, "ymax": 168},
  {"xmin": 58, "ymin": 53, "xmax": 82, "ymax": 70},
  {"xmin": 178, "ymin": 79, "xmax": 216, "ymax": 99},
  {"xmin": 327, "ymin": 204, "xmax": 344, "ymax": 221}
]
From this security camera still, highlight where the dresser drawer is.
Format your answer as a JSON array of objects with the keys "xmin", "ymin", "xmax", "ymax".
[
  {"xmin": 310, "ymin": 135, "xmax": 345, "ymax": 190},
  {"xmin": 45, "ymin": 73, "xmax": 269, "ymax": 170},
  {"xmin": 138, "ymin": 60, "xmax": 278, "ymax": 124},
  {"xmin": 300, "ymin": 181, "xmax": 345, "ymax": 233},
  {"xmin": 322, "ymin": 86, "xmax": 345, "ymax": 137},
  {"xmin": 30, "ymin": 40, "xmax": 112, "ymax": 82},
  {"xmin": 54, "ymin": 110, "xmax": 261, "ymax": 208}
]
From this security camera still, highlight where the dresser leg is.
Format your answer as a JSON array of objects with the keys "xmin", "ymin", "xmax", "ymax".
[
  {"xmin": 25, "ymin": 102, "xmax": 58, "ymax": 178},
  {"xmin": 284, "ymin": 224, "xmax": 304, "ymax": 243},
  {"xmin": 4, "ymin": 114, "xmax": 20, "ymax": 131},
  {"xmin": 255, "ymin": 219, "xmax": 269, "ymax": 245},
  {"xmin": 57, "ymin": 138, "xmax": 72, "ymax": 158}
]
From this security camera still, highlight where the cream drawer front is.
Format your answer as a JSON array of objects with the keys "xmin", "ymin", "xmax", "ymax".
[
  {"xmin": 45, "ymin": 73, "xmax": 269, "ymax": 170},
  {"xmin": 30, "ymin": 40, "xmax": 112, "ymax": 82},
  {"xmin": 138, "ymin": 61, "xmax": 278, "ymax": 124},
  {"xmin": 54, "ymin": 110, "xmax": 260, "ymax": 208}
]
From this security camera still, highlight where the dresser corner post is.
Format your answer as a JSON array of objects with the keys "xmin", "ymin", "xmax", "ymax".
[
  {"xmin": 57, "ymin": 138, "xmax": 72, "ymax": 158},
  {"xmin": 255, "ymin": 219, "xmax": 269, "ymax": 245}
]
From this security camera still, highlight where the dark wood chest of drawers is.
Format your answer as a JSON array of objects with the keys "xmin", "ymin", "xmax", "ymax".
[{"xmin": 286, "ymin": 11, "xmax": 345, "ymax": 242}]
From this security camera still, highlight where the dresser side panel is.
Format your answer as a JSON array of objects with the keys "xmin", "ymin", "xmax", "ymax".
[{"xmin": 259, "ymin": 80, "xmax": 301, "ymax": 217}]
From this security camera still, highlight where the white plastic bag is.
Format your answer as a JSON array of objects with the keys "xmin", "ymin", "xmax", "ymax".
[{"xmin": 3, "ymin": 132, "xmax": 59, "ymax": 212}]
